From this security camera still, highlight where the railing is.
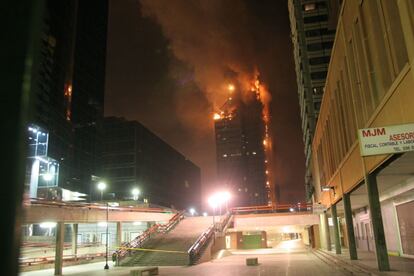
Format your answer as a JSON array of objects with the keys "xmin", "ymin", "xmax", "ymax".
[
  {"xmin": 26, "ymin": 198, "xmax": 175, "ymax": 214},
  {"xmin": 231, "ymin": 203, "xmax": 312, "ymax": 215},
  {"xmin": 157, "ymin": 211, "xmax": 184, "ymax": 233},
  {"xmin": 115, "ymin": 224, "xmax": 159, "ymax": 261},
  {"xmin": 188, "ymin": 211, "xmax": 232, "ymax": 265},
  {"xmin": 188, "ymin": 225, "xmax": 215, "ymax": 265},
  {"xmin": 217, "ymin": 212, "xmax": 233, "ymax": 233},
  {"xmin": 115, "ymin": 210, "xmax": 185, "ymax": 262},
  {"xmin": 20, "ymin": 252, "xmax": 106, "ymax": 267}
]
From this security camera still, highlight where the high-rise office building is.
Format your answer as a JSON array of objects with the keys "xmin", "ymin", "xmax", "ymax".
[
  {"xmin": 288, "ymin": 0, "xmax": 340, "ymax": 200},
  {"xmin": 214, "ymin": 89, "xmax": 269, "ymax": 207},
  {"xmin": 101, "ymin": 117, "xmax": 201, "ymax": 210},
  {"xmin": 27, "ymin": 0, "xmax": 108, "ymax": 198}
]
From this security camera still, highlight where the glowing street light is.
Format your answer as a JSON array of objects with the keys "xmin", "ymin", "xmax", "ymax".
[
  {"xmin": 189, "ymin": 208, "xmax": 196, "ymax": 216},
  {"xmin": 221, "ymin": 191, "xmax": 231, "ymax": 212},
  {"xmin": 131, "ymin": 187, "xmax": 140, "ymax": 201},
  {"xmin": 228, "ymin": 84, "xmax": 235, "ymax": 92},
  {"xmin": 203, "ymin": 212, "xmax": 208, "ymax": 217},
  {"xmin": 208, "ymin": 194, "xmax": 219, "ymax": 229},
  {"xmin": 213, "ymin": 113, "xmax": 221, "ymax": 120},
  {"xmin": 97, "ymin": 182, "xmax": 106, "ymax": 201}
]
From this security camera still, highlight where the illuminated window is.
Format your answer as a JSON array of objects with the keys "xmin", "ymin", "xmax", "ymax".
[{"xmin": 304, "ymin": 3, "xmax": 316, "ymax": 11}]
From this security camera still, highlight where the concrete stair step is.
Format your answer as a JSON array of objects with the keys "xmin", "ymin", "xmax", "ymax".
[{"xmin": 120, "ymin": 216, "xmax": 213, "ymax": 267}]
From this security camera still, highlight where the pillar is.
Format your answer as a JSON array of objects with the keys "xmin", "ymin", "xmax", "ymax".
[
  {"xmin": 319, "ymin": 212, "xmax": 331, "ymax": 251},
  {"xmin": 54, "ymin": 222, "xmax": 65, "ymax": 275},
  {"xmin": 331, "ymin": 204, "xmax": 342, "ymax": 254},
  {"xmin": 343, "ymin": 193, "xmax": 357, "ymax": 260},
  {"xmin": 2, "ymin": 1, "xmax": 44, "ymax": 275},
  {"xmin": 71, "ymin": 224, "xmax": 78, "ymax": 256},
  {"xmin": 116, "ymin": 222, "xmax": 122, "ymax": 247},
  {"xmin": 365, "ymin": 173, "xmax": 390, "ymax": 271}
]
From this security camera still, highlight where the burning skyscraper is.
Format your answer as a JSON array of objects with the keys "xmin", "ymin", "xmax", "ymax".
[{"xmin": 214, "ymin": 84, "xmax": 271, "ymax": 207}]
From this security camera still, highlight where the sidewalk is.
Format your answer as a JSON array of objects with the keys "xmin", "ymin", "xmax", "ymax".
[{"xmin": 322, "ymin": 249, "xmax": 414, "ymax": 276}]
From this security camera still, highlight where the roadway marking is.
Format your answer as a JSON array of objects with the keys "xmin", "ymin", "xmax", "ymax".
[{"xmin": 117, "ymin": 247, "xmax": 187, "ymax": 254}]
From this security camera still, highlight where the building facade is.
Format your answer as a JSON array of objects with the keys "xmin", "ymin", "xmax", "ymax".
[
  {"xmin": 214, "ymin": 89, "xmax": 268, "ymax": 207},
  {"xmin": 102, "ymin": 117, "xmax": 201, "ymax": 210},
  {"xmin": 288, "ymin": 0, "xmax": 341, "ymax": 200},
  {"xmin": 310, "ymin": 0, "xmax": 414, "ymax": 270},
  {"xmin": 27, "ymin": 0, "xmax": 108, "ymax": 198}
]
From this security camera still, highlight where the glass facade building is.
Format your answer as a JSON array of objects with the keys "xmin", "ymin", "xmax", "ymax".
[{"xmin": 101, "ymin": 117, "xmax": 201, "ymax": 210}]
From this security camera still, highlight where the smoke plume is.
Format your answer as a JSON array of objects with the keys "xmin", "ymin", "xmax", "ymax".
[{"xmin": 140, "ymin": 0, "xmax": 271, "ymax": 111}]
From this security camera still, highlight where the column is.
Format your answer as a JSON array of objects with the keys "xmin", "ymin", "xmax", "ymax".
[
  {"xmin": 343, "ymin": 193, "xmax": 357, "ymax": 260},
  {"xmin": 54, "ymin": 222, "xmax": 65, "ymax": 275},
  {"xmin": 365, "ymin": 173, "xmax": 390, "ymax": 271},
  {"xmin": 3, "ymin": 2, "xmax": 44, "ymax": 275},
  {"xmin": 331, "ymin": 204, "xmax": 342, "ymax": 254},
  {"xmin": 116, "ymin": 222, "xmax": 122, "ymax": 247},
  {"xmin": 319, "ymin": 212, "xmax": 331, "ymax": 251},
  {"xmin": 71, "ymin": 224, "xmax": 78, "ymax": 257}
]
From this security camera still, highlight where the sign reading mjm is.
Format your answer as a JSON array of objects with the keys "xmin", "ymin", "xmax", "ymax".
[{"xmin": 358, "ymin": 123, "xmax": 414, "ymax": 156}]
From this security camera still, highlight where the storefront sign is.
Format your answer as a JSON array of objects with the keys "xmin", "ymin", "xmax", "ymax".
[{"xmin": 358, "ymin": 123, "xmax": 414, "ymax": 156}]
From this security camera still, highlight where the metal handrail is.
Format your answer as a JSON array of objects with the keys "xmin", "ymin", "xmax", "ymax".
[
  {"xmin": 187, "ymin": 225, "xmax": 215, "ymax": 265},
  {"xmin": 231, "ymin": 204, "xmax": 312, "ymax": 214},
  {"xmin": 26, "ymin": 198, "xmax": 175, "ymax": 214},
  {"xmin": 188, "ymin": 211, "xmax": 233, "ymax": 265},
  {"xmin": 115, "ymin": 210, "xmax": 185, "ymax": 262},
  {"xmin": 20, "ymin": 252, "xmax": 106, "ymax": 267},
  {"xmin": 157, "ymin": 211, "xmax": 184, "ymax": 233},
  {"xmin": 115, "ymin": 224, "xmax": 159, "ymax": 260},
  {"xmin": 217, "ymin": 212, "xmax": 232, "ymax": 233}
]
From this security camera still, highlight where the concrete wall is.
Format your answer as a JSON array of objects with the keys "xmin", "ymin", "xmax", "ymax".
[
  {"xmin": 24, "ymin": 204, "xmax": 174, "ymax": 224},
  {"xmin": 234, "ymin": 213, "xmax": 319, "ymax": 228}
]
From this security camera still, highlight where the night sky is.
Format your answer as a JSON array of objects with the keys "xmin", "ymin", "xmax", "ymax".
[{"xmin": 105, "ymin": 0, "xmax": 306, "ymax": 205}]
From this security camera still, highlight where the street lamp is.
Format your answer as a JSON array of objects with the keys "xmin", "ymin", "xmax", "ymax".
[
  {"xmin": 97, "ymin": 181, "xmax": 109, "ymax": 270},
  {"xmin": 221, "ymin": 191, "xmax": 231, "ymax": 213},
  {"xmin": 189, "ymin": 208, "xmax": 196, "ymax": 216},
  {"xmin": 131, "ymin": 187, "xmax": 140, "ymax": 201},
  {"xmin": 97, "ymin": 181, "xmax": 106, "ymax": 201},
  {"xmin": 104, "ymin": 201, "xmax": 109, "ymax": 270},
  {"xmin": 208, "ymin": 195, "xmax": 219, "ymax": 230}
]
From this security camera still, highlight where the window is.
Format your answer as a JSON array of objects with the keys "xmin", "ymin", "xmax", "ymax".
[
  {"xmin": 307, "ymin": 41, "xmax": 333, "ymax": 52},
  {"xmin": 305, "ymin": 28, "xmax": 336, "ymax": 38},
  {"xmin": 304, "ymin": 3, "xmax": 316, "ymax": 11},
  {"xmin": 304, "ymin": 14, "xmax": 328, "ymax": 24},
  {"xmin": 311, "ymin": 71, "xmax": 327, "ymax": 80},
  {"xmin": 312, "ymin": 86, "xmax": 324, "ymax": 95},
  {"xmin": 380, "ymin": 0, "xmax": 409, "ymax": 75},
  {"xmin": 309, "ymin": 56, "xmax": 331, "ymax": 65}
]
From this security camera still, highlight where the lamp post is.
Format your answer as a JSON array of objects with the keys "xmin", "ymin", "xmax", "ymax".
[
  {"xmin": 97, "ymin": 181, "xmax": 109, "ymax": 270},
  {"xmin": 208, "ymin": 195, "xmax": 219, "ymax": 231},
  {"xmin": 97, "ymin": 181, "xmax": 106, "ymax": 201},
  {"xmin": 131, "ymin": 187, "xmax": 140, "ymax": 201},
  {"xmin": 104, "ymin": 202, "xmax": 109, "ymax": 270},
  {"xmin": 223, "ymin": 192, "xmax": 230, "ymax": 213}
]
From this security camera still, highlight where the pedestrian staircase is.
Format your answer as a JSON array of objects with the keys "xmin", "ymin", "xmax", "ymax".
[{"xmin": 121, "ymin": 216, "xmax": 213, "ymax": 266}]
